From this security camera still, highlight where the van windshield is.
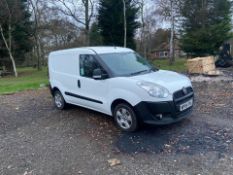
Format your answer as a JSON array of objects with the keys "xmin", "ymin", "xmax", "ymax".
[{"xmin": 99, "ymin": 52, "xmax": 155, "ymax": 76}]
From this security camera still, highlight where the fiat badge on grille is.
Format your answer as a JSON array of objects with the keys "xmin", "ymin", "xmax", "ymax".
[{"xmin": 182, "ymin": 87, "xmax": 188, "ymax": 95}]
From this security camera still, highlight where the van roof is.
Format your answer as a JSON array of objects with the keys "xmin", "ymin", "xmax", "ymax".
[{"xmin": 50, "ymin": 46, "xmax": 133, "ymax": 55}]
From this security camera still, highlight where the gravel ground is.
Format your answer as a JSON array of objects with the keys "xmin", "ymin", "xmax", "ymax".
[
  {"xmin": 0, "ymin": 82, "xmax": 233, "ymax": 175},
  {"xmin": 190, "ymin": 67, "xmax": 233, "ymax": 83}
]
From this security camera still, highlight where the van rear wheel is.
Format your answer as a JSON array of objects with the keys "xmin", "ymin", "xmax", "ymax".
[
  {"xmin": 54, "ymin": 90, "xmax": 66, "ymax": 110},
  {"xmin": 113, "ymin": 103, "xmax": 138, "ymax": 132}
]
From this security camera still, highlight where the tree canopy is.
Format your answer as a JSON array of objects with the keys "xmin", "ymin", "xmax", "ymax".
[
  {"xmin": 180, "ymin": 0, "xmax": 233, "ymax": 56},
  {"xmin": 98, "ymin": 0, "xmax": 139, "ymax": 49},
  {"xmin": 0, "ymin": 0, "xmax": 33, "ymax": 64}
]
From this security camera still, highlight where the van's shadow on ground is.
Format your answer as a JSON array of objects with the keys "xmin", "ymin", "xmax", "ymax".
[
  {"xmin": 68, "ymin": 104, "xmax": 232, "ymax": 156},
  {"xmin": 114, "ymin": 119, "xmax": 232, "ymax": 155}
]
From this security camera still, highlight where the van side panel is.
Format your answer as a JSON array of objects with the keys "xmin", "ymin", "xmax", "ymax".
[
  {"xmin": 51, "ymin": 53, "xmax": 78, "ymax": 75},
  {"xmin": 49, "ymin": 49, "xmax": 95, "ymax": 104},
  {"xmin": 49, "ymin": 51, "xmax": 79, "ymax": 103}
]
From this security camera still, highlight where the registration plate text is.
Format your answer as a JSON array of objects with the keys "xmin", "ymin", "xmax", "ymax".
[{"xmin": 179, "ymin": 99, "xmax": 193, "ymax": 111}]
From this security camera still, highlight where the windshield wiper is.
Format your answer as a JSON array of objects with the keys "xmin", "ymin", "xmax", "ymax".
[
  {"xmin": 130, "ymin": 69, "xmax": 150, "ymax": 76},
  {"xmin": 151, "ymin": 67, "xmax": 159, "ymax": 72}
]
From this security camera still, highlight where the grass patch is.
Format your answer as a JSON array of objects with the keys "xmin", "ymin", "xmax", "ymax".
[
  {"xmin": 153, "ymin": 58, "xmax": 187, "ymax": 72},
  {"xmin": 0, "ymin": 67, "xmax": 49, "ymax": 95},
  {"xmin": 0, "ymin": 59, "xmax": 187, "ymax": 95}
]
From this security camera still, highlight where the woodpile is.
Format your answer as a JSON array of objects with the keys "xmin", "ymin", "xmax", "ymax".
[{"xmin": 187, "ymin": 56, "xmax": 222, "ymax": 76}]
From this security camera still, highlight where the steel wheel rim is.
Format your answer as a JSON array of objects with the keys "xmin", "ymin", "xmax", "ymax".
[
  {"xmin": 54, "ymin": 93, "xmax": 63, "ymax": 108},
  {"xmin": 116, "ymin": 107, "xmax": 132, "ymax": 130}
]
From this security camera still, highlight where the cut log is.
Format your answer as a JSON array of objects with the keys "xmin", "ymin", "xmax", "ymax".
[{"xmin": 187, "ymin": 56, "xmax": 216, "ymax": 74}]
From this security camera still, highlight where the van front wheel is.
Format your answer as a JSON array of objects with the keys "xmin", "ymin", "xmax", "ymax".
[
  {"xmin": 54, "ymin": 90, "xmax": 66, "ymax": 110},
  {"xmin": 113, "ymin": 103, "xmax": 138, "ymax": 132}
]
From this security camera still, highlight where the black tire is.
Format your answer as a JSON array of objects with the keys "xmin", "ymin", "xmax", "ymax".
[
  {"xmin": 113, "ymin": 103, "xmax": 138, "ymax": 132},
  {"xmin": 53, "ymin": 90, "xmax": 66, "ymax": 110}
]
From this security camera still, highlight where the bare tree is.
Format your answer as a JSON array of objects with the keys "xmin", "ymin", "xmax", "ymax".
[
  {"xmin": 83, "ymin": 0, "xmax": 92, "ymax": 45},
  {"xmin": 155, "ymin": 0, "xmax": 181, "ymax": 64},
  {"xmin": 43, "ymin": 17, "xmax": 80, "ymax": 49},
  {"xmin": 135, "ymin": 0, "xmax": 157, "ymax": 57},
  {"xmin": 137, "ymin": 0, "xmax": 146, "ymax": 56},
  {"xmin": 28, "ymin": 0, "xmax": 43, "ymax": 70},
  {"xmin": 50, "ymin": 0, "xmax": 95, "ymax": 46},
  {"xmin": 0, "ymin": 0, "xmax": 18, "ymax": 77},
  {"xmin": 27, "ymin": 2, "xmax": 81, "ymax": 58},
  {"xmin": 169, "ymin": 0, "xmax": 175, "ymax": 64},
  {"xmin": 122, "ymin": 0, "xmax": 127, "ymax": 47}
]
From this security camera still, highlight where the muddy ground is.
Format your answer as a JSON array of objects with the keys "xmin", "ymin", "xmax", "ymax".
[{"xmin": 0, "ymin": 81, "xmax": 233, "ymax": 175}]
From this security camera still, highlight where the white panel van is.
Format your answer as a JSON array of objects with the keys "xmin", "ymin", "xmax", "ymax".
[{"xmin": 48, "ymin": 47, "xmax": 194, "ymax": 132}]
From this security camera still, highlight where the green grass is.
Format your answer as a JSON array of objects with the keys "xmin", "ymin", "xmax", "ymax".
[
  {"xmin": 0, "ymin": 59, "xmax": 186, "ymax": 95},
  {"xmin": 153, "ymin": 58, "xmax": 187, "ymax": 73},
  {"xmin": 0, "ymin": 67, "xmax": 49, "ymax": 95}
]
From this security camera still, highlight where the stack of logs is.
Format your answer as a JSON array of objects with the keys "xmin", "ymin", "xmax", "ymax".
[{"xmin": 187, "ymin": 56, "xmax": 222, "ymax": 76}]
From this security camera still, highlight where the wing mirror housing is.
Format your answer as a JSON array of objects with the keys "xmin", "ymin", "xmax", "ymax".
[
  {"xmin": 93, "ymin": 68, "xmax": 108, "ymax": 80},
  {"xmin": 93, "ymin": 68, "xmax": 102, "ymax": 80}
]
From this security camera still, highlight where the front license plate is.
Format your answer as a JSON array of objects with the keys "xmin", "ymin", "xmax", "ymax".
[{"xmin": 179, "ymin": 99, "xmax": 193, "ymax": 111}]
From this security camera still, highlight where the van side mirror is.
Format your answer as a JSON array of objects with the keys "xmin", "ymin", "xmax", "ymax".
[{"xmin": 93, "ymin": 68, "xmax": 102, "ymax": 80}]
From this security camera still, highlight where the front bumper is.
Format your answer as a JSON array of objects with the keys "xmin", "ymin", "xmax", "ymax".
[{"xmin": 134, "ymin": 97, "xmax": 194, "ymax": 125}]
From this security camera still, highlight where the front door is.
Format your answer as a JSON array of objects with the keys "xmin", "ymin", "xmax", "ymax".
[{"xmin": 74, "ymin": 54, "xmax": 109, "ymax": 113}]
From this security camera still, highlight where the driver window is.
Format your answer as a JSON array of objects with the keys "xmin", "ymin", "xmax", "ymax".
[{"xmin": 79, "ymin": 55, "xmax": 101, "ymax": 78}]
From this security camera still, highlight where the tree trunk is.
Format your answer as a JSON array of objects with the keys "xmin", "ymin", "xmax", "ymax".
[
  {"xmin": 29, "ymin": 0, "xmax": 42, "ymax": 70},
  {"xmin": 0, "ymin": 24, "xmax": 18, "ymax": 77},
  {"xmin": 140, "ymin": 1, "xmax": 146, "ymax": 57},
  {"xmin": 122, "ymin": 0, "xmax": 127, "ymax": 47},
  {"xmin": 35, "ymin": 35, "xmax": 42, "ymax": 70},
  {"xmin": 8, "ymin": 22, "xmax": 12, "ymax": 53},
  {"xmin": 84, "ymin": 0, "xmax": 90, "ymax": 46},
  {"xmin": 40, "ymin": 41, "xmax": 46, "ymax": 66},
  {"xmin": 169, "ymin": 0, "xmax": 175, "ymax": 65}
]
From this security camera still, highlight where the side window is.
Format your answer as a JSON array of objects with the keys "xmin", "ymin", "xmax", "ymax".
[{"xmin": 79, "ymin": 55, "xmax": 101, "ymax": 78}]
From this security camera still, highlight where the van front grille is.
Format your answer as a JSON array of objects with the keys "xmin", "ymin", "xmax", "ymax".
[{"xmin": 173, "ymin": 87, "xmax": 194, "ymax": 103}]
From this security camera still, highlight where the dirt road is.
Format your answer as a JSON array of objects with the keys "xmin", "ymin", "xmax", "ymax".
[{"xmin": 0, "ymin": 82, "xmax": 233, "ymax": 175}]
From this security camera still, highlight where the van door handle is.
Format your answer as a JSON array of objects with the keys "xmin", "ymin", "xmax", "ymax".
[{"xmin": 77, "ymin": 80, "xmax": 81, "ymax": 88}]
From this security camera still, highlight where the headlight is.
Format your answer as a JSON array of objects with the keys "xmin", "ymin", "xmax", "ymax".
[{"xmin": 137, "ymin": 81, "xmax": 169, "ymax": 98}]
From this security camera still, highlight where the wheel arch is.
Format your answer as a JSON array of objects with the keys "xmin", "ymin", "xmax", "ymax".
[
  {"xmin": 111, "ymin": 99, "xmax": 133, "ymax": 113},
  {"xmin": 51, "ymin": 86, "xmax": 60, "ymax": 96},
  {"xmin": 111, "ymin": 98, "xmax": 140, "ymax": 132},
  {"xmin": 108, "ymin": 89, "xmax": 142, "ymax": 115}
]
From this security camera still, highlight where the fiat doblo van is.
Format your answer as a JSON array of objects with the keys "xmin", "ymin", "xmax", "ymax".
[{"xmin": 48, "ymin": 47, "xmax": 194, "ymax": 132}]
